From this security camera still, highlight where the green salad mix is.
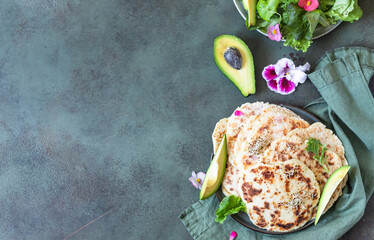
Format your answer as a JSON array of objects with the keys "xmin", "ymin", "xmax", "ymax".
[{"xmin": 243, "ymin": 0, "xmax": 363, "ymax": 52}]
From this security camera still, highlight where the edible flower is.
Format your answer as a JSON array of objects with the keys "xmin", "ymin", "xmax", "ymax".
[
  {"xmin": 262, "ymin": 58, "xmax": 310, "ymax": 95},
  {"xmin": 298, "ymin": 0, "xmax": 319, "ymax": 12},
  {"xmin": 229, "ymin": 231, "xmax": 237, "ymax": 240},
  {"xmin": 189, "ymin": 171, "xmax": 205, "ymax": 189},
  {"xmin": 267, "ymin": 24, "xmax": 282, "ymax": 42},
  {"xmin": 234, "ymin": 110, "xmax": 244, "ymax": 116}
]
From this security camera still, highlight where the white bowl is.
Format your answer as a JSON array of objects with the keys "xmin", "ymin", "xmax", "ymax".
[{"xmin": 233, "ymin": 0, "xmax": 341, "ymax": 40}]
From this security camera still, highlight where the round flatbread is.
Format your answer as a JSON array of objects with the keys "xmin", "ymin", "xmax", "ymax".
[
  {"xmin": 260, "ymin": 134, "xmax": 343, "ymax": 215},
  {"xmin": 239, "ymin": 159, "xmax": 320, "ymax": 232},
  {"xmin": 218, "ymin": 103, "xmax": 306, "ymax": 196},
  {"xmin": 233, "ymin": 110, "xmax": 309, "ymax": 171},
  {"xmin": 286, "ymin": 122, "xmax": 349, "ymax": 214},
  {"xmin": 211, "ymin": 102, "xmax": 349, "ymax": 232}
]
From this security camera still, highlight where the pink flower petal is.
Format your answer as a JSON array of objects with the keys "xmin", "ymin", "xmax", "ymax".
[
  {"xmin": 267, "ymin": 79, "xmax": 278, "ymax": 92},
  {"xmin": 298, "ymin": 0, "xmax": 319, "ymax": 11},
  {"xmin": 262, "ymin": 64, "xmax": 277, "ymax": 81},
  {"xmin": 196, "ymin": 172, "xmax": 205, "ymax": 189},
  {"xmin": 267, "ymin": 24, "xmax": 282, "ymax": 42},
  {"xmin": 234, "ymin": 110, "xmax": 244, "ymax": 116},
  {"xmin": 229, "ymin": 231, "xmax": 237, "ymax": 240},
  {"xmin": 191, "ymin": 171, "xmax": 197, "ymax": 178},
  {"xmin": 189, "ymin": 177, "xmax": 199, "ymax": 189},
  {"xmin": 278, "ymin": 77, "xmax": 296, "ymax": 95},
  {"xmin": 196, "ymin": 172, "xmax": 206, "ymax": 181}
]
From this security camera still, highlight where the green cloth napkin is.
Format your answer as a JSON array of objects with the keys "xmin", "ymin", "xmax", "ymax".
[{"xmin": 179, "ymin": 47, "xmax": 374, "ymax": 240}]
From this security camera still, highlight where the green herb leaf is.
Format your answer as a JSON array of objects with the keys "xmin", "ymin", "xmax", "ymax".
[
  {"xmin": 246, "ymin": 15, "xmax": 281, "ymax": 33},
  {"xmin": 215, "ymin": 195, "xmax": 247, "ymax": 224},
  {"xmin": 325, "ymin": 0, "xmax": 363, "ymax": 23},
  {"xmin": 280, "ymin": 0, "xmax": 298, "ymax": 4},
  {"xmin": 306, "ymin": 137, "xmax": 329, "ymax": 172},
  {"xmin": 257, "ymin": 0, "xmax": 281, "ymax": 22},
  {"xmin": 319, "ymin": 0, "xmax": 335, "ymax": 12},
  {"xmin": 281, "ymin": 3, "xmax": 312, "ymax": 52},
  {"xmin": 306, "ymin": 10, "xmax": 331, "ymax": 34}
]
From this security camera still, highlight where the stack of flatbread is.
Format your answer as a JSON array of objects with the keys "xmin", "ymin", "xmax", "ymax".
[{"xmin": 212, "ymin": 102, "xmax": 348, "ymax": 232}]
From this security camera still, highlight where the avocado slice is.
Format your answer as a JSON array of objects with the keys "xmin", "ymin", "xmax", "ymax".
[
  {"xmin": 200, "ymin": 135, "xmax": 227, "ymax": 200},
  {"xmin": 315, "ymin": 165, "xmax": 350, "ymax": 225},
  {"xmin": 246, "ymin": 0, "xmax": 257, "ymax": 27},
  {"xmin": 214, "ymin": 35, "xmax": 256, "ymax": 97}
]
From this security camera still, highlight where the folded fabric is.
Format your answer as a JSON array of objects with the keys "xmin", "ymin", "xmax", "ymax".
[{"xmin": 179, "ymin": 47, "xmax": 374, "ymax": 240}]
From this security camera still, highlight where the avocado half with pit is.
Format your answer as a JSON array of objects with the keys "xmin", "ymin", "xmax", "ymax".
[
  {"xmin": 214, "ymin": 35, "xmax": 255, "ymax": 97},
  {"xmin": 200, "ymin": 135, "xmax": 227, "ymax": 200}
]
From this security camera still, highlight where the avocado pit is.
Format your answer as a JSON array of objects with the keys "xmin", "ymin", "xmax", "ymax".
[{"xmin": 224, "ymin": 47, "xmax": 242, "ymax": 70}]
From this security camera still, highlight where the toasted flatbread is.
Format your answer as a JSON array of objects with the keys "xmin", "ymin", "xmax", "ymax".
[
  {"xmin": 233, "ymin": 110, "xmax": 309, "ymax": 171},
  {"xmin": 211, "ymin": 103, "xmax": 349, "ymax": 232},
  {"xmin": 286, "ymin": 123, "xmax": 349, "ymax": 214},
  {"xmin": 260, "ymin": 134, "xmax": 343, "ymax": 215},
  {"xmin": 239, "ymin": 159, "xmax": 320, "ymax": 232},
  {"xmin": 219, "ymin": 103, "xmax": 305, "ymax": 196}
]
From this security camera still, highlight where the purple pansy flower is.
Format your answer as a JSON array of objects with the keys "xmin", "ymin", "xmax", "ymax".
[
  {"xmin": 262, "ymin": 58, "xmax": 310, "ymax": 95},
  {"xmin": 267, "ymin": 24, "xmax": 282, "ymax": 42},
  {"xmin": 189, "ymin": 171, "xmax": 205, "ymax": 189}
]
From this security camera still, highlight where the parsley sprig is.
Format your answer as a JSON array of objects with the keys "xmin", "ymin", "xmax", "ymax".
[{"xmin": 306, "ymin": 137, "xmax": 329, "ymax": 173}]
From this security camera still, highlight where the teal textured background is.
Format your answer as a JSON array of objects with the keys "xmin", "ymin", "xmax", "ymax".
[{"xmin": 0, "ymin": 0, "xmax": 373, "ymax": 239}]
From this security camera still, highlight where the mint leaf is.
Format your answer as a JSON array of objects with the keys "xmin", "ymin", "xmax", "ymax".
[{"xmin": 215, "ymin": 195, "xmax": 247, "ymax": 224}]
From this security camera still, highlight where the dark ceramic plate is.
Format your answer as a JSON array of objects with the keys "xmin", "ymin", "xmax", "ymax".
[{"xmin": 214, "ymin": 104, "xmax": 320, "ymax": 235}]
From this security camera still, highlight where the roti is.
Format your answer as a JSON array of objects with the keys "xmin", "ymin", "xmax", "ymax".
[
  {"xmin": 233, "ymin": 110, "xmax": 309, "ymax": 171},
  {"xmin": 210, "ymin": 102, "xmax": 349, "ymax": 232},
  {"xmin": 260, "ymin": 134, "xmax": 343, "ymax": 215},
  {"xmin": 218, "ymin": 103, "xmax": 306, "ymax": 196},
  {"xmin": 286, "ymin": 123, "xmax": 349, "ymax": 214},
  {"xmin": 239, "ymin": 159, "xmax": 320, "ymax": 232}
]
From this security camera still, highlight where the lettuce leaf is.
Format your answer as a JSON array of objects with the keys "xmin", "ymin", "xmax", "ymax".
[
  {"xmin": 284, "ymin": 37, "xmax": 311, "ymax": 52},
  {"xmin": 215, "ymin": 195, "xmax": 247, "ymax": 224},
  {"xmin": 282, "ymin": 3, "xmax": 312, "ymax": 52},
  {"xmin": 243, "ymin": 0, "xmax": 362, "ymax": 52},
  {"xmin": 280, "ymin": 0, "xmax": 298, "ymax": 4},
  {"xmin": 319, "ymin": 0, "xmax": 335, "ymax": 11},
  {"xmin": 325, "ymin": 0, "xmax": 363, "ymax": 23},
  {"xmin": 306, "ymin": 11, "xmax": 322, "ymax": 34},
  {"xmin": 306, "ymin": 10, "xmax": 331, "ymax": 32},
  {"xmin": 340, "ymin": 1, "xmax": 363, "ymax": 22},
  {"xmin": 257, "ymin": 0, "xmax": 281, "ymax": 22},
  {"xmin": 246, "ymin": 15, "xmax": 281, "ymax": 34},
  {"xmin": 314, "ymin": 9, "xmax": 331, "ymax": 27}
]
